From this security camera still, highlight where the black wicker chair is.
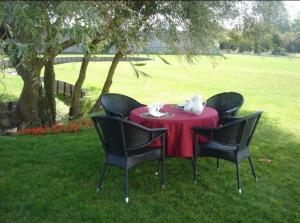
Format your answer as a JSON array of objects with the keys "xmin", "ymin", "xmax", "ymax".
[
  {"xmin": 91, "ymin": 115, "xmax": 167, "ymax": 203},
  {"xmin": 206, "ymin": 92, "xmax": 244, "ymax": 118},
  {"xmin": 100, "ymin": 93, "xmax": 145, "ymax": 118},
  {"xmin": 192, "ymin": 111, "xmax": 262, "ymax": 193}
]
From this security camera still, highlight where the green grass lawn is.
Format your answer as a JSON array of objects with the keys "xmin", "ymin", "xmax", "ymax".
[{"xmin": 1, "ymin": 54, "xmax": 300, "ymax": 222}]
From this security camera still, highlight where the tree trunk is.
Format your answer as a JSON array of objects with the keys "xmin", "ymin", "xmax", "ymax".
[
  {"xmin": 15, "ymin": 58, "xmax": 55, "ymax": 128},
  {"xmin": 91, "ymin": 51, "xmax": 123, "ymax": 112},
  {"xmin": 69, "ymin": 52, "xmax": 91, "ymax": 118},
  {"xmin": 15, "ymin": 64, "xmax": 43, "ymax": 128},
  {"xmin": 44, "ymin": 57, "xmax": 56, "ymax": 125}
]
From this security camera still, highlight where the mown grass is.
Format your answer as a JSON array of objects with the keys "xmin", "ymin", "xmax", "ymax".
[{"xmin": 0, "ymin": 54, "xmax": 300, "ymax": 222}]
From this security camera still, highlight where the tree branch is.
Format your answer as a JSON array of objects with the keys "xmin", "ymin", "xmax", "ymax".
[{"xmin": 57, "ymin": 39, "xmax": 77, "ymax": 55}]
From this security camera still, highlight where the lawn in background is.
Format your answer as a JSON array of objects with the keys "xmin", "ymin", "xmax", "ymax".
[{"xmin": 0, "ymin": 54, "xmax": 300, "ymax": 222}]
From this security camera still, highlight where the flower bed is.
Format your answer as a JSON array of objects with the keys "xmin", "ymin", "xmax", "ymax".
[{"xmin": 18, "ymin": 118, "xmax": 93, "ymax": 135}]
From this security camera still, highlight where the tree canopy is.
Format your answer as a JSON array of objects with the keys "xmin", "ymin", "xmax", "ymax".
[
  {"xmin": 1, "ymin": 1, "xmax": 293, "ymax": 128},
  {"xmin": 220, "ymin": 1, "xmax": 300, "ymax": 54}
]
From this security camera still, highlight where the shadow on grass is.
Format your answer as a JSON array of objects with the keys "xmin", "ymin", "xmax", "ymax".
[{"xmin": 0, "ymin": 109, "xmax": 299, "ymax": 222}]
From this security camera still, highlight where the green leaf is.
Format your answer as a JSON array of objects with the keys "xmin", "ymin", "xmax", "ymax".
[
  {"xmin": 157, "ymin": 55, "xmax": 171, "ymax": 65},
  {"xmin": 130, "ymin": 61, "xmax": 151, "ymax": 78},
  {"xmin": 133, "ymin": 63, "xmax": 147, "ymax": 66},
  {"xmin": 136, "ymin": 70, "xmax": 151, "ymax": 78},
  {"xmin": 130, "ymin": 62, "xmax": 139, "ymax": 78}
]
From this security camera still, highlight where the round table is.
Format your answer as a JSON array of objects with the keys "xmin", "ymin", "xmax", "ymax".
[{"xmin": 129, "ymin": 104, "xmax": 219, "ymax": 157}]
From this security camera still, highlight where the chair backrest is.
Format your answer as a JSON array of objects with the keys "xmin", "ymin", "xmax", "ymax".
[
  {"xmin": 238, "ymin": 111, "xmax": 263, "ymax": 150},
  {"xmin": 92, "ymin": 115, "xmax": 126, "ymax": 157},
  {"xmin": 100, "ymin": 93, "xmax": 144, "ymax": 118},
  {"xmin": 214, "ymin": 120, "xmax": 244, "ymax": 145},
  {"xmin": 206, "ymin": 92, "xmax": 244, "ymax": 117},
  {"xmin": 91, "ymin": 115, "xmax": 153, "ymax": 157},
  {"xmin": 213, "ymin": 111, "xmax": 262, "ymax": 149}
]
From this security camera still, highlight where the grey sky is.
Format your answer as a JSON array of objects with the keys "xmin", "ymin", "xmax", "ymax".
[{"xmin": 284, "ymin": 1, "xmax": 300, "ymax": 20}]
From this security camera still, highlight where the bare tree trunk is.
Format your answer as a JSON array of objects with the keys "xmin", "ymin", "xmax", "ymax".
[
  {"xmin": 91, "ymin": 51, "xmax": 123, "ymax": 112},
  {"xmin": 44, "ymin": 57, "xmax": 56, "ymax": 125},
  {"xmin": 69, "ymin": 52, "xmax": 91, "ymax": 118}
]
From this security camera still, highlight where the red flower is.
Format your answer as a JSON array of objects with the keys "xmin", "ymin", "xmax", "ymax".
[
  {"xmin": 18, "ymin": 127, "xmax": 45, "ymax": 135},
  {"xmin": 18, "ymin": 119, "xmax": 87, "ymax": 135}
]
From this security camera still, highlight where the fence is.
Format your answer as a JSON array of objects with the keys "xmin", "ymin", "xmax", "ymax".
[
  {"xmin": 0, "ymin": 81, "xmax": 85, "ymax": 115},
  {"xmin": 53, "ymin": 56, "xmax": 151, "ymax": 65},
  {"xmin": 54, "ymin": 80, "xmax": 86, "ymax": 98}
]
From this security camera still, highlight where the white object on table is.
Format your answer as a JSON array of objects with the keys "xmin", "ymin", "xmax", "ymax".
[
  {"xmin": 182, "ymin": 95, "xmax": 206, "ymax": 114},
  {"xmin": 184, "ymin": 99, "xmax": 193, "ymax": 112},
  {"xmin": 147, "ymin": 103, "xmax": 167, "ymax": 117},
  {"xmin": 191, "ymin": 95, "xmax": 206, "ymax": 114}
]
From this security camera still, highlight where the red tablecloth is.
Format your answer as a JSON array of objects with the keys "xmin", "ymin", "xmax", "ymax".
[{"xmin": 129, "ymin": 104, "xmax": 219, "ymax": 157}]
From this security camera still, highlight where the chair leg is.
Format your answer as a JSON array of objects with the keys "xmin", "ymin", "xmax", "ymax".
[
  {"xmin": 155, "ymin": 161, "xmax": 160, "ymax": 176},
  {"xmin": 236, "ymin": 163, "xmax": 241, "ymax": 194},
  {"xmin": 160, "ymin": 134, "xmax": 166, "ymax": 188},
  {"xmin": 191, "ymin": 158, "xmax": 197, "ymax": 183},
  {"xmin": 160, "ymin": 159, "xmax": 165, "ymax": 188},
  {"xmin": 97, "ymin": 161, "xmax": 107, "ymax": 192},
  {"xmin": 217, "ymin": 158, "xmax": 220, "ymax": 171},
  {"xmin": 125, "ymin": 168, "xmax": 129, "ymax": 203},
  {"xmin": 248, "ymin": 157, "xmax": 257, "ymax": 181}
]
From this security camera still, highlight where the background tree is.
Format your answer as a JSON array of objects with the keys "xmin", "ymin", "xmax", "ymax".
[
  {"xmin": 220, "ymin": 30, "xmax": 242, "ymax": 52},
  {"xmin": 2, "ymin": 1, "xmax": 294, "ymax": 125},
  {"xmin": 68, "ymin": 34, "xmax": 107, "ymax": 118},
  {"xmin": 291, "ymin": 13, "xmax": 300, "ymax": 32},
  {"xmin": 220, "ymin": 1, "xmax": 292, "ymax": 55},
  {"xmin": 91, "ymin": 1, "xmax": 239, "ymax": 111},
  {"xmin": 254, "ymin": 1, "xmax": 291, "ymax": 33},
  {"xmin": 284, "ymin": 14, "xmax": 300, "ymax": 53},
  {"xmin": 0, "ymin": 1, "xmax": 106, "ymax": 127},
  {"xmin": 90, "ymin": 2, "xmax": 155, "ymax": 111},
  {"xmin": 69, "ymin": 52, "xmax": 91, "ymax": 118}
]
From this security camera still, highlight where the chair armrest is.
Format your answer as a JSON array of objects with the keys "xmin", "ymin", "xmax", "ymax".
[
  {"xmin": 126, "ymin": 130, "xmax": 167, "ymax": 150},
  {"xmin": 126, "ymin": 121, "xmax": 167, "ymax": 134},
  {"xmin": 105, "ymin": 109, "xmax": 124, "ymax": 118},
  {"xmin": 193, "ymin": 126, "xmax": 219, "ymax": 134},
  {"xmin": 193, "ymin": 118, "xmax": 243, "ymax": 142},
  {"xmin": 123, "ymin": 120, "xmax": 168, "ymax": 150},
  {"xmin": 149, "ymin": 128, "xmax": 168, "ymax": 142},
  {"xmin": 219, "ymin": 117, "xmax": 241, "ymax": 125},
  {"xmin": 148, "ymin": 127, "xmax": 168, "ymax": 132},
  {"xmin": 224, "ymin": 106, "xmax": 240, "ymax": 116}
]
